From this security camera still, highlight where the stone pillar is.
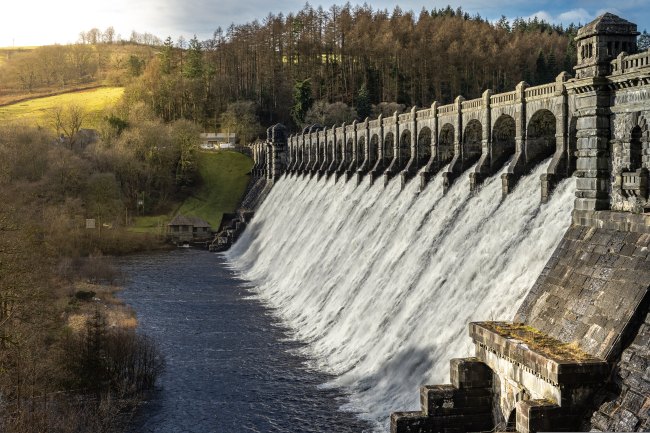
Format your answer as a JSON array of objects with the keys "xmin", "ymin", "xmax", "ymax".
[
  {"xmin": 298, "ymin": 133, "xmax": 305, "ymax": 173},
  {"xmin": 502, "ymin": 81, "xmax": 528, "ymax": 197},
  {"xmin": 470, "ymin": 89, "xmax": 493, "ymax": 192},
  {"xmin": 268, "ymin": 124, "xmax": 288, "ymax": 182},
  {"xmin": 442, "ymin": 96, "xmax": 465, "ymax": 194},
  {"xmin": 384, "ymin": 111, "xmax": 401, "ymax": 186},
  {"xmin": 346, "ymin": 120, "xmax": 358, "ymax": 181},
  {"xmin": 400, "ymin": 106, "xmax": 419, "ymax": 189},
  {"xmin": 356, "ymin": 118, "xmax": 371, "ymax": 185},
  {"xmin": 420, "ymin": 102, "xmax": 439, "ymax": 190},
  {"xmin": 571, "ymin": 78, "xmax": 612, "ymax": 211},
  {"xmin": 542, "ymin": 72, "xmax": 572, "ymax": 203},
  {"xmin": 369, "ymin": 114, "xmax": 384, "ymax": 185}
]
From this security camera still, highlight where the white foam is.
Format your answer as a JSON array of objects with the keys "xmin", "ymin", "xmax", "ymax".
[{"xmin": 227, "ymin": 164, "xmax": 575, "ymax": 432}]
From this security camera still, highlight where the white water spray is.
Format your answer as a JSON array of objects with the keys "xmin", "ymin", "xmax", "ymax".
[{"xmin": 227, "ymin": 162, "xmax": 575, "ymax": 431}]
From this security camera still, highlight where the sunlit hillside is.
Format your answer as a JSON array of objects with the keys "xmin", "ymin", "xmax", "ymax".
[{"xmin": 0, "ymin": 87, "xmax": 124, "ymax": 129}]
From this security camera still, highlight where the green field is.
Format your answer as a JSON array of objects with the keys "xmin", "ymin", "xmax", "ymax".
[
  {"xmin": 0, "ymin": 87, "xmax": 124, "ymax": 129},
  {"xmin": 132, "ymin": 150, "xmax": 253, "ymax": 233}
]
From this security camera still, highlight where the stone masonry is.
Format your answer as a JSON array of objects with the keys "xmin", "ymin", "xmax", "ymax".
[
  {"xmin": 232, "ymin": 14, "xmax": 650, "ymax": 432},
  {"xmin": 388, "ymin": 13, "xmax": 650, "ymax": 433}
]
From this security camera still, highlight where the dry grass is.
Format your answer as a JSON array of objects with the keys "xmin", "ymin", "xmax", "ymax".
[
  {"xmin": 489, "ymin": 322, "xmax": 595, "ymax": 362},
  {"xmin": 66, "ymin": 281, "xmax": 137, "ymax": 332}
]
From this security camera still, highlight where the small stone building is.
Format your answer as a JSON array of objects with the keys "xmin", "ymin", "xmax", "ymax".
[{"xmin": 167, "ymin": 215, "xmax": 212, "ymax": 243}]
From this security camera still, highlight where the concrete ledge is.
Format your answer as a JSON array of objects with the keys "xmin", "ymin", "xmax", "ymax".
[
  {"xmin": 572, "ymin": 210, "xmax": 650, "ymax": 233},
  {"xmin": 470, "ymin": 322, "xmax": 609, "ymax": 386}
]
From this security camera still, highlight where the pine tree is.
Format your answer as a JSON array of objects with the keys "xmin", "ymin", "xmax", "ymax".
[
  {"xmin": 639, "ymin": 30, "xmax": 650, "ymax": 51},
  {"xmin": 184, "ymin": 35, "xmax": 203, "ymax": 79},
  {"xmin": 356, "ymin": 83, "xmax": 371, "ymax": 120},
  {"xmin": 161, "ymin": 36, "xmax": 174, "ymax": 74},
  {"xmin": 535, "ymin": 50, "xmax": 547, "ymax": 85},
  {"xmin": 291, "ymin": 79, "xmax": 313, "ymax": 127},
  {"xmin": 545, "ymin": 50, "xmax": 557, "ymax": 82}
]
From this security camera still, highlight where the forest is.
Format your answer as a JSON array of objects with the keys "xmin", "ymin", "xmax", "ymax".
[{"xmin": 124, "ymin": 4, "xmax": 580, "ymax": 132}]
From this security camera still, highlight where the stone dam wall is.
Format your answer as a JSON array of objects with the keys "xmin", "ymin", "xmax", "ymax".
[{"xmin": 226, "ymin": 13, "xmax": 650, "ymax": 432}]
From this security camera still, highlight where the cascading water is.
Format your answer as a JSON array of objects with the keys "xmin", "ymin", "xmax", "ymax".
[{"xmin": 226, "ymin": 161, "xmax": 575, "ymax": 432}]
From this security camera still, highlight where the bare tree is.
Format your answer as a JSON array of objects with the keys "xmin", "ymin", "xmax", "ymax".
[
  {"xmin": 103, "ymin": 26, "xmax": 115, "ymax": 44},
  {"xmin": 50, "ymin": 105, "xmax": 86, "ymax": 149}
]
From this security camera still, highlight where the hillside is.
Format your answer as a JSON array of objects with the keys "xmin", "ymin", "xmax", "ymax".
[
  {"xmin": 133, "ymin": 150, "xmax": 253, "ymax": 233},
  {"xmin": 0, "ymin": 87, "xmax": 124, "ymax": 129},
  {"xmin": 0, "ymin": 43, "xmax": 156, "ymax": 106}
]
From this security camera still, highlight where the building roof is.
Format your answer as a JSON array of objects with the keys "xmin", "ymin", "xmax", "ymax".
[
  {"xmin": 168, "ymin": 214, "xmax": 211, "ymax": 228},
  {"xmin": 577, "ymin": 13, "xmax": 638, "ymax": 39}
]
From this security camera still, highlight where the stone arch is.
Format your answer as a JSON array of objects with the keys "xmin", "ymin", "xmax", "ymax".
[
  {"xmin": 326, "ymin": 140, "xmax": 334, "ymax": 165},
  {"xmin": 397, "ymin": 130, "xmax": 412, "ymax": 171},
  {"xmin": 309, "ymin": 140, "xmax": 318, "ymax": 168},
  {"xmin": 624, "ymin": 113, "xmax": 649, "ymax": 171},
  {"xmin": 358, "ymin": 136, "xmax": 367, "ymax": 166},
  {"xmin": 438, "ymin": 123, "xmax": 455, "ymax": 164},
  {"xmin": 630, "ymin": 126, "xmax": 643, "ymax": 170},
  {"xmin": 417, "ymin": 127, "xmax": 432, "ymax": 170},
  {"xmin": 345, "ymin": 138, "xmax": 354, "ymax": 168},
  {"xmin": 335, "ymin": 139, "xmax": 343, "ymax": 165},
  {"xmin": 491, "ymin": 114, "xmax": 516, "ymax": 171},
  {"xmin": 368, "ymin": 134, "xmax": 379, "ymax": 165},
  {"xmin": 463, "ymin": 119, "xmax": 482, "ymax": 166},
  {"xmin": 383, "ymin": 132, "xmax": 395, "ymax": 164},
  {"xmin": 526, "ymin": 109, "xmax": 557, "ymax": 166}
]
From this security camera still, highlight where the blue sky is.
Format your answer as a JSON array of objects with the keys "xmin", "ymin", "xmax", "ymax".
[{"xmin": 2, "ymin": 0, "xmax": 649, "ymax": 47}]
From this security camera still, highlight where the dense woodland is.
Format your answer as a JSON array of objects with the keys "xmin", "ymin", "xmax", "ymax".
[{"xmin": 125, "ymin": 4, "xmax": 580, "ymax": 131}]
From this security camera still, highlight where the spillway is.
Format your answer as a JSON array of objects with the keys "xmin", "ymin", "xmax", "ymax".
[{"xmin": 226, "ymin": 162, "xmax": 575, "ymax": 431}]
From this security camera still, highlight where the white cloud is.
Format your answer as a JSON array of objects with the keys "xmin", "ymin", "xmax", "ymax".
[
  {"xmin": 526, "ymin": 8, "xmax": 594, "ymax": 25},
  {"xmin": 557, "ymin": 8, "xmax": 593, "ymax": 24}
]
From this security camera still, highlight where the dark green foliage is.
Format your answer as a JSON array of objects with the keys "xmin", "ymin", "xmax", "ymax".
[
  {"xmin": 291, "ymin": 79, "xmax": 313, "ymax": 127},
  {"xmin": 66, "ymin": 309, "xmax": 165, "ymax": 395},
  {"xmin": 184, "ymin": 36, "xmax": 204, "ymax": 79},
  {"xmin": 356, "ymin": 84, "xmax": 372, "ymax": 120},
  {"xmin": 639, "ymin": 30, "xmax": 650, "ymax": 51},
  {"xmin": 105, "ymin": 114, "xmax": 128, "ymax": 135},
  {"xmin": 161, "ymin": 36, "xmax": 175, "ymax": 74},
  {"xmin": 535, "ymin": 50, "xmax": 547, "ymax": 85},
  {"xmin": 128, "ymin": 55, "xmax": 145, "ymax": 77}
]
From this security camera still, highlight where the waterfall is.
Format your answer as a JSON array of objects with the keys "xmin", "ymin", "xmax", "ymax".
[{"xmin": 226, "ymin": 161, "xmax": 575, "ymax": 432}]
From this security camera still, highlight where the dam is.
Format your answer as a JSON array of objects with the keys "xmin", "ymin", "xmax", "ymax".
[{"xmin": 223, "ymin": 13, "xmax": 650, "ymax": 433}]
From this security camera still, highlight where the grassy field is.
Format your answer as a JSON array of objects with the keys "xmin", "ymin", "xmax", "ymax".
[
  {"xmin": 0, "ymin": 87, "xmax": 124, "ymax": 129},
  {"xmin": 132, "ymin": 150, "xmax": 253, "ymax": 233}
]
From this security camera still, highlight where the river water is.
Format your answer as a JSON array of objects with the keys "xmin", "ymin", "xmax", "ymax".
[{"xmin": 119, "ymin": 249, "xmax": 372, "ymax": 433}]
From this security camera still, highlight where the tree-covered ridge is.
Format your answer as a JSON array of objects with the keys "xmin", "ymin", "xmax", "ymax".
[{"xmin": 127, "ymin": 4, "xmax": 577, "ymax": 131}]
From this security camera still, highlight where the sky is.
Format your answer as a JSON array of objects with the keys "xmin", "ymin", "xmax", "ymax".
[{"xmin": 2, "ymin": 0, "xmax": 650, "ymax": 47}]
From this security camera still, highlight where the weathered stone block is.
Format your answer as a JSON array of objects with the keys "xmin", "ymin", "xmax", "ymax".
[{"xmin": 450, "ymin": 358, "xmax": 492, "ymax": 389}]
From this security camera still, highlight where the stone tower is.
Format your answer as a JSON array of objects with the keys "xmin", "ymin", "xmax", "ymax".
[{"xmin": 574, "ymin": 13, "xmax": 639, "ymax": 79}]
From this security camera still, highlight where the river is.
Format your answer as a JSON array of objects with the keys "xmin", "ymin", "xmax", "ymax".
[{"xmin": 118, "ymin": 249, "xmax": 372, "ymax": 433}]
